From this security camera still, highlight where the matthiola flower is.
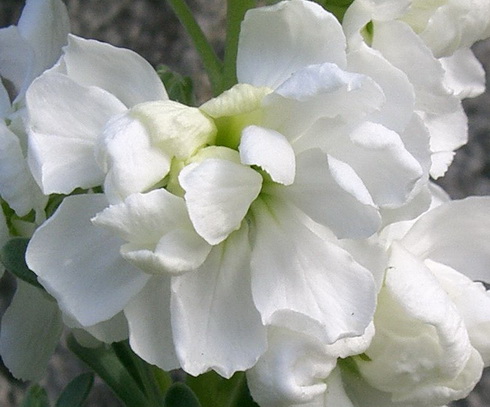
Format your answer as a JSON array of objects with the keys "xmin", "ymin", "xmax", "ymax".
[
  {"xmin": 248, "ymin": 195, "xmax": 490, "ymax": 407},
  {"xmin": 343, "ymin": 0, "xmax": 487, "ymax": 178},
  {"xmin": 26, "ymin": 0, "xmax": 427, "ymax": 377},
  {"xmin": 0, "ymin": 0, "xmax": 68, "ymax": 219}
]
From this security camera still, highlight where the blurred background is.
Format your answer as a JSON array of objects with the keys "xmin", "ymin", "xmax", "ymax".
[{"xmin": 0, "ymin": 1, "xmax": 489, "ymax": 406}]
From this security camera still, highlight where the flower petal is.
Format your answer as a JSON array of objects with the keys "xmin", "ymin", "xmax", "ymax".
[
  {"xmin": 264, "ymin": 63, "xmax": 383, "ymax": 142},
  {"xmin": 26, "ymin": 194, "xmax": 150, "ymax": 326},
  {"xmin": 428, "ymin": 260, "xmax": 490, "ymax": 366},
  {"xmin": 62, "ymin": 35, "xmax": 167, "ymax": 107},
  {"xmin": 16, "ymin": 0, "xmax": 69, "ymax": 82},
  {"xmin": 96, "ymin": 112, "xmax": 171, "ymax": 203},
  {"xmin": 179, "ymin": 159, "xmax": 262, "ymax": 245},
  {"xmin": 358, "ymin": 243, "xmax": 483, "ymax": 405},
  {"xmin": 334, "ymin": 121, "xmax": 422, "ymax": 207},
  {"xmin": 269, "ymin": 149, "xmax": 380, "ymax": 239},
  {"xmin": 0, "ymin": 26, "xmax": 33, "ymax": 101},
  {"xmin": 237, "ymin": 0, "xmax": 346, "ymax": 89},
  {"xmin": 347, "ymin": 44, "xmax": 415, "ymax": 133},
  {"xmin": 239, "ymin": 125, "xmax": 295, "ymax": 185},
  {"xmin": 93, "ymin": 189, "xmax": 211, "ymax": 275},
  {"xmin": 63, "ymin": 311, "xmax": 129, "ymax": 344},
  {"xmin": 440, "ymin": 48, "xmax": 486, "ymax": 99},
  {"xmin": 171, "ymin": 225, "xmax": 267, "ymax": 377},
  {"xmin": 247, "ymin": 326, "xmax": 334, "ymax": 407},
  {"xmin": 26, "ymin": 71, "xmax": 126, "ymax": 194},
  {"xmin": 0, "ymin": 122, "xmax": 47, "ymax": 216},
  {"xmin": 401, "ymin": 197, "xmax": 490, "ymax": 283},
  {"xmin": 0, "ymin": 281, "xmax": 62, "ymax": 381},
  {"xmin": 250, "ymin": 198, "xmax": 376, "ymax": 344},
  {"xmin": 125, "ymin": 276, "xmax": 180, "ymax": 371}
]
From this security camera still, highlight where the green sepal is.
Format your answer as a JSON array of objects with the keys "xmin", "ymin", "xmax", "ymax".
[
  {"xmin": 0, "ymin": 237, "xmax": 43, "ymax": 290},
  {"xmin": 55, "ymin": 372, "xmax": 94, "ymax": 407},
  {"xmin": 186, "ymin": 371, "xmax": 259, "ymax": 407},
  {"xmin": 164, "ymin": 383, "xmax": 201, "ymax": 407},
  {"xmin": 20, "ymin": 385, "xmax": 50, "ymax": 407},
  {"xmin": 157, "ymin": 65, "xmax": 195, "ymax": 106},
  {"xmin": 67, "ymin": 335, "xmax": 149, "ymax": 407}
]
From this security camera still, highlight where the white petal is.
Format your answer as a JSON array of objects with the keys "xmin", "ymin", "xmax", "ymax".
[
  {"xmin": 125, "ymin": 276, "xmax": 180, "ymax": 371},
  {"xmin": 347, "ymin": 44, "xmax": 415, "ymax": 133},
  {"xmin": 371, "ymin": 20, "xmax": 468, "ymax": 167},
  {"xmin": 247, "ymin": 326, "xmax": 334, "ymax": 407},
  {"xmin": 422, "ymin": 103, "xmax": 468, "ymax": 178},
  {"xmin": 372, "ymin": 20, "xmax": 450, "ymax": 113},
  {"xmin": 239, "ymin": 125, "xmax": 295, "ymax": 185},
  {"xmin": 440, "ymin": 48, "xmax": 486, "ymax": 99},
  {"xmin": 250, "ymin": 199, "xmax": 376, "ymax": 344},
  {"xmin": 27, "ymin": 72, "xmax": 126, "ymax": 194},
  {"xmin": 269, "ymin": 149, "xmax": 380, "ymax": 239},
  {"xmin": 0, "ymin": 281, "xmax": 62, "ymax": 381},
  {"xmin": 264, "ymin": 63, "xmax": 383, "ymax": 142},
  {"xmin": 323, "ymin": 367, "xmax": 356, "ymax": 407},
  {"xmin": 171, "ymin": 225, "xmax": 267, "ymax": 377},
  {"xmin": 26, "ymin": 194, "xmax": 150, "ymax": 326},
  {"xmin": 85, "ymin": 312, "xmax": 129, "ymax": 344},
  {"xmin": 17, "ymin": 0, "xmax": 69, "ymax": 81},
  {"xmin": 64, "ymin": 311, "xmax": 129, "ymax": 344},
  {"xmin": 179, "ymin": 159, "xmax": 262, "ymax": 245},
  {"xmin": 0, "ymin": 122, "xmax": 47, "ymax": 216},
  {"xmin": 96, "ymin": 112, "xmax": 171, "ymax": 203},
  {"xmin": 62, "ymin": 35, "xmax": 167, "ymax": 107},
  {"xmin": 401, "ymin": 197, "xmax": 490, "ymax": 283},
  {"xmin": 326, "ymin": 121, "xmax": 423, "ymax": 208},
  {"xmin": 428, "ymin": 260, "xmax": 490, "ymax": 366},
  {"xmin": 358, "ymin": 243, "xmax": 483, "ymax": 405},
  {"xmin": 237, "ymin": 0, "xmax": 346, "ymax": 88},
  {"xmin": 93, "ymin": 189, "xmax": 211, "ymax": 275},
  {"xmin": 0, "ymin": 26, "xmax": 33, "ymax": 101},
  {"xmin": 130, "ymin": 100, "xmax": 216, "ymax": 159}
]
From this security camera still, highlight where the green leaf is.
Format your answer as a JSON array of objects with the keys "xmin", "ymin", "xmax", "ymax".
[
  {"xmin": 55, "ymin": 372, "xmax": 94, "ymax": 407},
  {"xmin": 164, "ymin": 383, "xmax": 201, "ymax": 407},
  {"xmin": 157, "ymin": 65, "xmax": 195, "ymax": 106},
  {"xmin": 67, "ymin": 335, "xmax": 149, "ymax": 407},
  {"xmin": 21, "ymin": 385, "xmax": 50, "ymax": 407},
  {"xmin": 0, "ymin": 238, "xmax": 43, "ymax": 290},
  {"xmin": 186, "ymin": 371, "xmax": 258, "ymax": 407}
]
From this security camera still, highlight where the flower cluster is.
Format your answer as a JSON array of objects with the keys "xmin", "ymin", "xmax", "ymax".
[{"xmin": 0, "ymin": 0, "xmax": 489, "ymax": 406}]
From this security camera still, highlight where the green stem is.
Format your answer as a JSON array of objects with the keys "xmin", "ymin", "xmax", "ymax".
[
  {"xmin": 67, "ymin": 335, "xmax": 149, "ymax": 407},
  {"xmin": 222, "ymin": 0, "xmax": 256, "ymax": 90},
  {"xmin": 165, "ymin": 0, "xmax": 224, "ymax": 94},
  {"xmin": 112, "ymin": 341, "xmax": 167, "ymax": 406}
]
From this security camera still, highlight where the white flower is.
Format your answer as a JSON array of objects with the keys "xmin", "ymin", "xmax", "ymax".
[
  {"xmin": 400, "ymin": 0, "xmax": 490, "ymax": 58},
  {"xmin": 247, "ymin": 195, "xmax": 490, "ymax": 407},
  {"xmin": 343, "ymin": 0, "xmax": 486, "ymax": 178},
  {"xmin": 0, "ymin": 0, "xmax": 69, "ymax": 219},
  {"xmin": 26, "ymin": 0, "xmax": 429, "ymax": 377}
]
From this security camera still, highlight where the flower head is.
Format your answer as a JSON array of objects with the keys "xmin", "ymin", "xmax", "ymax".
[{"xmin": 26, "ymin": 0, "xmax": 430, "ymax": 377}]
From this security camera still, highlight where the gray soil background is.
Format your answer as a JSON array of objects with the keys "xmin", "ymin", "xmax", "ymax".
[{"xmin": 0, "ymin": 1, "xmax": 489, "ymax": 406}]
